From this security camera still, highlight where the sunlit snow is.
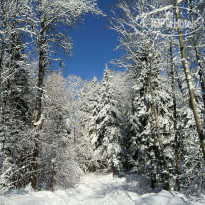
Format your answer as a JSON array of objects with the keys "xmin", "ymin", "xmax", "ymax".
[{"xmin": 0, "ymin": 173, "xmax": 194, "ymax": 205}]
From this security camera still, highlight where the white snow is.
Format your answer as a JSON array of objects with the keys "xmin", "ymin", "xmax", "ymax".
[
  {"xmin": 33, "ymin": 114, "xmax": 44, "ymax": 126},
  {"xmin": 0, "ymin": 173, "xmax": 198, "ymax": 205}
]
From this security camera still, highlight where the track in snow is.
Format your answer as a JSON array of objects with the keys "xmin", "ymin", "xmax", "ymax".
[{"xmin": 0, "ymin": 173, "xmax": 189, "ymax": 205}]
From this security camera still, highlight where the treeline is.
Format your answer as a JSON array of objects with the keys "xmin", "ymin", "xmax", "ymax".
[
  {"xmin": 0, "ymin": 0, "xmax": 205, "ymax": 196},
  {"xmin": 0, "ymin": 0, "xmax": 101, "ymax": 192}
]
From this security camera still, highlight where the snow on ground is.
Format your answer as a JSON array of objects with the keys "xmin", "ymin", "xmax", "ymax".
[{"xmin": 0, "ymin": 173, "xmax": 203, "ymax": 205}]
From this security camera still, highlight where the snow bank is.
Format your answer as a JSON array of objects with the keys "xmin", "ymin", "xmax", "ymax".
[
  {"xmin": 0, "ymin": 173, "xmax": 194, "ymax": 205},
  {"xmin": 138, "ymin": 191, "xmax": 185, "ymax": 205}
]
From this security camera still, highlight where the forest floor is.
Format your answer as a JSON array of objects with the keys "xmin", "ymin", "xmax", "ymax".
[{"xmin": 0, "ymin": 173, "xmax": 205, "ymax": 205}]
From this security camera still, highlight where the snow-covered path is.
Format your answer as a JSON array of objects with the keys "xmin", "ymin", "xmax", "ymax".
[{"xmin": 0, "ymin": 173, "xmax": 193, "ymax": 205}]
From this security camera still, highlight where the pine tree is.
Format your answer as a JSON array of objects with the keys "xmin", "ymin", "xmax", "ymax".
[
  {"xmin": 125, "ymin": 43, "xmax": 174, "ymax": 190},
  {"xmin": 0, "ymin": 32, "xmax": 34, "ymax": 191},
  {"xmin": 28, "ymin": 0, "xmax": 102, "ymax": 189},
  {"xmin": 77, "ymin": 77, "xmax": 101, "ymax": 172},
  {"xmin": 92, "ymin": 66, "xmax": 126, "ymax": 175}
]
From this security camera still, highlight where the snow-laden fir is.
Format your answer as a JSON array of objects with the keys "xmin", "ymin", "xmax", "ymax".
[{"xmin": 0, "ymin": 0, "xmax": 205, "ymax": 204}]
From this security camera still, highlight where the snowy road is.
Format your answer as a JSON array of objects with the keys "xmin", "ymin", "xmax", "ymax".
[{"xmin": 0, "ymin": 173, "xmax": 194, "ymax": 205}]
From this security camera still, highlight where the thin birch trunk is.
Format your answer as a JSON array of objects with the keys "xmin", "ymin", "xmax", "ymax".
[
  {"xmin": 188, "ymin": 0, "xmax": 205, "ymax": 111},
  {"xmin": 169, "ymin": 38, "xmax": 180, "ymax": 191},
  {"xmin": 174, "ymin": 0, "xmax": 205, "ymax": 160}
]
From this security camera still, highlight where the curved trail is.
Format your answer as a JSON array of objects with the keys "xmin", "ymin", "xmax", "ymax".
[{"xmin": 0, "ymin": 173, "xmax": 188, "ymax": 205}]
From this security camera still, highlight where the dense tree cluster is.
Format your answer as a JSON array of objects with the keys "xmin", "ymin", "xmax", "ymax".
[
  {"xmin": 0, "ymin": 0, "xmax": 101, "ymax": 192},
  {"xmin": 0, "ymin": 0, "xmax": 205, "ymax": 198}
]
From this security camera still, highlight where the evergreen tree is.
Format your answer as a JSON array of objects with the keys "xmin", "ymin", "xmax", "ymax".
[
  {"xmin": 93, "ymin": 66, "xmax": 126, "ymax": 175},
  {"xmin": 0, "ymin": 33, "xmax": 34, "ymax": 191},
  {"xmin": 77, "ymin": 77, "xmax": 101, "ymax": 172},
  {"xmin": 125, "ymin": 43, "xmax": 174, "ymax": 190}
]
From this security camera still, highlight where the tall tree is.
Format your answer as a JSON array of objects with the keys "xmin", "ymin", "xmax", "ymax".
[
  {"xmin": 39, "ymin": 72, "xmax": 81, "ymax": 189},
  {"xmin": 0, "ymin": 0, "xmax": 34, "ymax": 192},
  {"xmin": 92, "ymin": 67, "xmax": 128, "ymax": 175},
  {"xmin": 77, "ymin": 77, "xmax": 101, "ymax": 172},
  {"xmin": 29, "ymin": 0, "xmax": 102, "ymax": 189},
  {"xmin": 174, "ymin": 0, "xmax": 205, "ymax": 160}
]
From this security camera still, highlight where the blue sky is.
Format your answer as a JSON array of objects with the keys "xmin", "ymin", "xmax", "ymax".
[{"xmin": 63, "ymin": 0, "xmax": 121, "ymax": 81}]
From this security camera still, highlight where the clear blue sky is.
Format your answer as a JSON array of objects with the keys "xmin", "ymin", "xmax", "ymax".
[{"xmin": 63, "ymin": 0, "xmax": 121, "ymax": 81}]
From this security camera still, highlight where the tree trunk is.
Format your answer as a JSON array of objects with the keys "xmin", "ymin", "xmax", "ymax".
[
  {"xmin": 112, "ymin": 163, "xmax": 116, "ymax": 177},
  {"xmin": 30, "ymin": 0, "xmax": 48, "ymax": 189},
  {"xmin": 169, "ymin": 39, "xmax": 180, "ymax": 191},
  {"xmin": 74, "ymin": 114, "xmax": 77, "ymax": 145},
  {"xmin": 174, "ymin": 0, "xmax": 205, "ymax": 160},
  {"xmin": 31, "ymin": 34, "xmax": 46, "ymax": 189},
  {"xmin": 148, "ymin": 61, "xmax": 170, "ymax": 190},
  {"xmin": 188, "ymin": 0, "xmax": 205, "ymax": 111},
  {"xmin": 0, "ymin": 0, "xmax": 8, "ymax": 76},
  {"xmin": 0, "ymin": 41, "xmax": 5, "ymax": 75}
]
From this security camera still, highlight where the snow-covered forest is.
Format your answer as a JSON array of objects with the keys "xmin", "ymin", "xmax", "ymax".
[{"xmin": 0, "ymin": 0, "xmax": 205, "ymax": 204}]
